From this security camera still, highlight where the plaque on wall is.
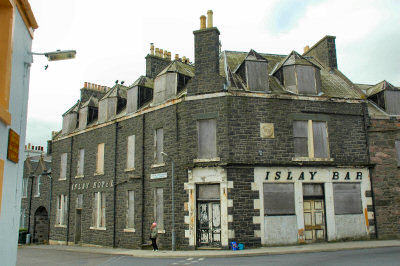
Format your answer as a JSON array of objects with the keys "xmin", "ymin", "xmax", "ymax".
[
  {"xmin": 7, "ymin": 129, "xmax": 20, "ymax": 163},
  {"xmin": 260, "ymin": 123, "xmax": 274, "ymax": 138}
]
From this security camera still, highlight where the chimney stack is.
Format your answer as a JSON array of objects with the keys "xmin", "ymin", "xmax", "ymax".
[
  {"xmin": 207, "ymin": 10, "xmax": 213, "ymax": 28},
  {"xmin": 200, "ymin": 15, "xmax": 206, "ymax": 30},
  {"xmin": 304, "ymin": 45, "xmax": 310, "ymax": 53}
]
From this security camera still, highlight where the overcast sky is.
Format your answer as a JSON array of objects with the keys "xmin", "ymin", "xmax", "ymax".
[{"xmin": 26, "ymin": 0, "xmax": 400, "ymax": 149}]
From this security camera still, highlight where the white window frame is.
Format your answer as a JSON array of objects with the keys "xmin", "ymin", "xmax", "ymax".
[
  {"xmin": 125, "ymin": 190, "xmax": 135, "ymax": 231},
  {"xmin": 293, "ymin": 120, "xmax": 331, "ymax": 161},
  {"xmin": 22, "ymin": 177, "xmax": 28, "ymax": 198},
  {"xmin": 154, "ymin": 188, "xmax": 164, "ymax": 232},
  {"xmin": 76, "ymin": 148, "xmax": 85, "ymax": 178},
  {"xmin": 95, "ymin": 143, "xmax": 105, "ymax": 175},
  {"xmin": 126, "ymin": 135, "xmax": 135, "ymax": 171},
  {"xmin": 55, "ymin": 194, "xmax": 68, "ymax": 227},
  {"xmin": 33, "ymin": 175, "xmax": 41, "ymax": 197},
  {"xmin": 60, "ymin": 153, "xmax": 68, "ymax": 180},
  {"xmin": 91, "ymin": 192, "xmax": 106, "ymax": 230}
]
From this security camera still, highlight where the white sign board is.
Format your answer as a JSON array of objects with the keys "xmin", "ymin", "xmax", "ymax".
[{"xmin": 151, "ymin": 172, "xmax": 167, "ymax": 179}]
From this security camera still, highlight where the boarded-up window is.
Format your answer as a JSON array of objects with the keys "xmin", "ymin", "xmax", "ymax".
[
  {"xmin": 303, "ymin": 184, "xmax": 324, "ymax": 197},
  {"xmin": 77, "ymin": 149, "xmax": 84, "ymax": 177},
  {"xmin": 154, "ymin": 188, "xmax": 164, "ymax": 229},
  {"xmin": 293, "ymin": 120, "xmax": 329, "ymax": 158},
  {"xmin": 263, "ymin": 183, "xmax": 295, "ymax": 215},
  {"xmin": 76, "ymin": 194, "xmax": 83, "ymax": 209},
  {"xmin": 197, "ymin": 184, "xmax": 220, "ymax": 200},
  {"xmin": 197, "ymin": 119, "xmax": 217, "ymax": 159},
  {"xmin": 154, "ymin": 128, "xmax": 163, "ymax": 164},
  {"xmin": 312, "ymin": 121, "xmax": 328, "ymax": 158},
  {"xmin": 98, "ymin": 100, "xmax": 107, "ymax": 123},
  {"xmin": 96, "ymin": 143, "xmax": 104, "ymax": 174},
  {"xmin": 385, "ymin": 90, "xmax": 400, "ymax": 115},
  {"xmin": 93, "ymin": 192, "xmax": 106, "ymax": 228},
  {"xmin": 60, "ymin": 153, "xmax": 68, "ymax": 180},
  {"xmin": 22, "ymin": 177, "xmax": 28, "ymax": 197},
  {"xmin": 33, "ymin": 175, "xmax": 41, "ymax": 197},
  {"xmin": 333, "ymin": 183, "xmax": 362, "ymax": 215},
  {"xmin": 127, "ymin": 190, "xmax": 135, "ymax": 229},
  {"xmin": 293, "ymin": 121, "xmax": 308, "ymax": 157},
  {"xmin": 396, "ymin": 141, "xmax": 400, "ymax": 167},
  {"xmin": 246, "ymin": 61, "xmax": 269, "ymax": 91},
  {"xmin": 283, "ymin": 65, "xmax": 296, "ymax": 91},
  {"xmin": 296, "ymin": 65, "xmax": 317, "ymax": 95},
  {"xmin": 56, "ymin": 194, "xmax": 68, "ymax": 225},
  {"xmin": 126, "ymin": 135, "xmax": 135, "ymax": 169}
]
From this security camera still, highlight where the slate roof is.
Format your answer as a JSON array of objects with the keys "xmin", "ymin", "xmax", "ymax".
[
  {"xmin": 157, "ymin": 60, "xmax": 195, "ymax": 77},
  {"xmin": 62, "ymin": 101, "xmax": 81, "ymax": 116},
  {"xmin": 220, "ymin": 50, "xmax": 364, "ymax": 99},
  {"xmin": 131, "ymin": 76, "xmax": 154, "ymax": 88},
  {"xmin": 81, "ymin": 96, "xmax": 99, "ymax": 108},
  {"xmin": 271, "ymin": 50, "xmax": 320, "ymax": 75},
  {"xmin": 365, "ymin": 80, "xmax": 399, "ymax": 97},
  {"xmin": 101, "ymin": 84, "xmax": 128, "ymax": 100}
]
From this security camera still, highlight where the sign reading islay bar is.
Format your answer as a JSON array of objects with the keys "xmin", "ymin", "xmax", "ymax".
[{"xmin": 7, "ymin": 129, "xmax": 19, "ymax": 163}]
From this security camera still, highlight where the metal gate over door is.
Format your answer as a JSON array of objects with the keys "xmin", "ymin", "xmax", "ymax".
[{"xmin": 196, "ymin": 184, "xmax": 221, "ymax": 248}]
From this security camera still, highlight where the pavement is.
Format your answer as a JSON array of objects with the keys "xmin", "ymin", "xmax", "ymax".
[{"xmin": 19, "ymin": 239, "xmax": 400, "ymax": 258}]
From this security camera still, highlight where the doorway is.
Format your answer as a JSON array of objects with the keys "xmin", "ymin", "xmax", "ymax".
[
  {"xmin": 196, "ymin": 184, "xmax": 221, "ymax": 248},
  {"xmin": 303, "ymin": 184, "xmax": 326, "ymax": 242},
  {"xmin": 33, "ymin": 207, "xmax": 49, "ymax": 244}
]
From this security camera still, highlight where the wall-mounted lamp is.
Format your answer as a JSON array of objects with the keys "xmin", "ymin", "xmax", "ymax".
[{"xmin": 30, "ymin": 49, "xmax": 76, "ymax": 61}]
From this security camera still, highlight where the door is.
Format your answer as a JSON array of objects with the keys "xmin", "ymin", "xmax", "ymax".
[
  {"xmin": 197, "ymin": 201, "xmax": 221, "ymax": 247},
  {"xmin": 303, "ymin": 199, "xmax": 326, "ymax": 242},
  {"xmin": 33, "ymin": 207, "xmax": 49, "ymax": 244},
  {"xmin": 75, "ymin": 209, "xmax": 82, "ymax": 244}
]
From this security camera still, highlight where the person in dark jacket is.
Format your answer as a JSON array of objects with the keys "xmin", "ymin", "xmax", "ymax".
[{"xmin": 150, "ymin": 222, "xmax": 159, "ymax": 251}]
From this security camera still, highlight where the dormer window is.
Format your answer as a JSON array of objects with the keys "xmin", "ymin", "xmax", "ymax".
[
  {"xmin": 62, "ymin": 101, "xmax": 80, "ymax": 134},
  {"xmin": 177, "ymin": 74, "xmax": 191, "ymax": 94},
  {"xmin": 79, "ymin": 97, "xmax": 98, "ymax": 130},
  {"xmin": 235, "ymin": 49, "xmax": 269, "ymax": 92},
  {"xmin": 367, "ymin": 81, "xmax": 400, "ymax": 115},
  {"xmin": 273, "ymin": 51, "xmax": 321, "ymax": 96}
]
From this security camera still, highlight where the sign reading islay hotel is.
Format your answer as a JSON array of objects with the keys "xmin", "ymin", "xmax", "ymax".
[{"xmin": 7, "ymin": 129, "xmax": 20, "ymax": 163}]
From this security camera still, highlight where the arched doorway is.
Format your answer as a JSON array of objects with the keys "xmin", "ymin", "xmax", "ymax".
[{"xmin": 33, "ymin": 206, "xmax": 49, "ymax": 244}]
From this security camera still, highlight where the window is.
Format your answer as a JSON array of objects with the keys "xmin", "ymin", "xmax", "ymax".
[
  {"xmin": 154, "ymin": 128, "xmax": 164, "ymax": 164},
  {"xmin": 92, "ymin": 192, "xmax": 106, "ymax": 229},
  {"xmin": 396, "ymin": 141, "xmax": 400, "ymax": 167},
  {"xmin": 126, "ymin": 135, "xmax": 135, "ymax": 170},
  {"xmin": 333, "ymin": 183, "xmax": 362, "ymax": 215},
  {"xmin": 20, "ymin": 209, "xmax": 26, "ymax": 229},
  {"xmin": 77, "ymin": 149, "xmax": 85, "ymax": 177},
  {"xmin": 293, "ymin": 120, "xmax": 329, "ymax": 158},
  {"xmin": 197, "ymin": 119, "xmax": 217, "ymax": 159},
  {"xmin": 60, "ymin": 153, "xmax": 68, "ymax": 180},
  {"xmin": 76, "ymin": 194, "xmax": 83, "ymax": 209},
  {"xmin": 33, "ymin": 175, "xmax": 41, "ymax": 197},
  {"xmin": 22, "ymin": 177, "xmax": 28, "ymax": 198},
  {"xmin": 126, "ymin": 191, "xmax": 135, "ymax": 229},
  {"xmin": 263, "ymin": 183, "xmax": 295, "ymax": 215},
  {"xmin": 96, "ymin": 143, "xmax": 104, "ymax": 174},
  {"xmin": 56, "ymin": 194, "xmax": 68, "ymax": 226},
  {"xmin": 154, "ymin": 188, "xmax": 164, "ymax": 230}
]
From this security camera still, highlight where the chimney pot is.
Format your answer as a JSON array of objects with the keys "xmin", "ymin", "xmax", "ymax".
[
  {"xmin": 182, "ymin": 56, "xmax": 186, "ymax": 63},
  {"xmin": 155, "ymin": 48, "xmax": 159, "ymax": 57},
  {"xmin": 175, "ymin": 54, "xmax": 179, "ymax": 60},
  {"xmin": 167, "ymin": 51, "xmax": 171, "ymax": 60},
  {"xmin": 200, "ymin": 15, "xmax": 206, "ymax": 30},
  {"xmin": 150, "ymin": 43, "xmax": 155, "ymax": 56},
  {"xmin": 164, "ymin": 50, "xmax": 168, "ymax": 58},
  {"xmin": 304, "ymin": 45, "xmax": 310, "ymax": 53},
  {"xmin": 207, "ymin": 10, "xmax": 213, "ymax": 28},
  {"xmin": 84, "ymin": 82, "xmax": 88, "ymax": 88},
  {"xmin": 160, "ymin": 49, "xmax": 164, "ymax": 58}
]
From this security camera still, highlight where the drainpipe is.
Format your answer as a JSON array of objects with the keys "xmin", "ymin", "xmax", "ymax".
[
  {"xmin": 44, "ymin": 171, "xmax": 52, "ymax": 243},
  {"xmin": 27, "ymin": 175, "xmax": 34, "ymax": 235},
  {"xmin": 141, "ymin": 114, "xmax": 145, "ymax": 246},
  {"xmin": 113, "ymin": 122, "xmax": 119, "ymax": 247},
  {"xmin": 66, "ymin": 136, "xmax": 74, "ymax": 245}
]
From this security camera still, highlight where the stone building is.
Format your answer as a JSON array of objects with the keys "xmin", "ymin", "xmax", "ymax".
[
  {"xmin": 361, "ymin": 80, "xmax": 400, "ymax": 239},
  {"xmin": 48, "ymin": 11, "xmax": 375, "ymax": 249},
  {"xmin": 20, "ymin": 153, "xmax": 52, "ymax": 243}
]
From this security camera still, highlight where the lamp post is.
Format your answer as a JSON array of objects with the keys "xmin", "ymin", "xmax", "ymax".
[{"xmin": 161, "ymin": 152, "xmax": 175, "ymax": 251}]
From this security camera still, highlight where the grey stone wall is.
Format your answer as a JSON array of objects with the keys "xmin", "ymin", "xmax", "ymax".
[
  {"xmin": 368, "ymin": 118, "xmax": 400, "ymax": 239},
  {"xmin": 145, "ymin": 55, "xmax": 171, "ymax": 79},
  {"xmin": 80, "ymin": 88, "xmax": 106, "ymax": 102},
  {"xmin": 304, "ymin": 36, "xmax": 337, "ymax": 69}
]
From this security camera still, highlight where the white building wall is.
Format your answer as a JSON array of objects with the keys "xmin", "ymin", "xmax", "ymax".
[
  {"xmin": 0, "ymin": 8, "xmax": 33, "ymax": 265},
  {"xmin": 254, "ymin": 167, "xmax": 371, "ymax": 245}
]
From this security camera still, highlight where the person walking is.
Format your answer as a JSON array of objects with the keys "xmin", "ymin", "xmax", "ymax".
[{"xmin": 150, "ymin": 222, "xmax": 159, "ymax": 251}]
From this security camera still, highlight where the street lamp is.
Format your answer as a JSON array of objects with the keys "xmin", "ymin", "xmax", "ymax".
[
  {"xmin": 161, "ymin": 152, "xmax": 176, "ymax": 251},
  {"xmin": 30, "ymin": 49, "xmax": 76, "ymax": 61}
]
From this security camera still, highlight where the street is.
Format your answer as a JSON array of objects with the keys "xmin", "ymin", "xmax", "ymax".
[{"xmin": 17, "ymin": 246, "xmax": 400, "ymax": 266}]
